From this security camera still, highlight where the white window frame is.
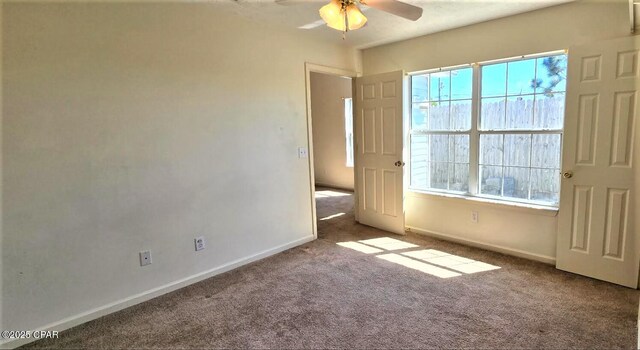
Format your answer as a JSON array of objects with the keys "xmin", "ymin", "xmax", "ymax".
[{"xmin": 408, "ymin": 50, "xmax": 566, "ymax": 208}]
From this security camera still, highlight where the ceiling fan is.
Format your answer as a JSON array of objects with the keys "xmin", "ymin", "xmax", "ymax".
[{"xmin": 277, "ymin": 0, "xmax": 423, "ymax": 34}]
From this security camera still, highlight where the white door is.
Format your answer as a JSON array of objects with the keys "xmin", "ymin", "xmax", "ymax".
[
  {"xmin": 354, "ymin": 71, "xmax": 405, "ymax": 234},
  {"xmin": 556, "ymin": 35, "xmax": 640, "ymax": 288}
]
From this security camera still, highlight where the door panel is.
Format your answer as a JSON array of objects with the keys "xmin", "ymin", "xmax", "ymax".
[
  {"xmin": 354, "ymin": 71, "xmax": 405, "ymax": 234},
  {"xmin": 382, "ymin": 170, "xmax": 397, "ymax": 217},
  {"xmin": 363, "ymin": 168, "xmax": 377, "ymax": 211},
  {"xmin": 362, "ymin": 109, "xmax": 376, "ymax": 154},
  {"xmin": 557, "ymin": 35, "xmax": 640, "ymax": 288}
]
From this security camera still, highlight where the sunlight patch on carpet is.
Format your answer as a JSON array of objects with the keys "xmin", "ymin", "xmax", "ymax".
[
  {"xmin": 336, "ymin": 238, "xmax": 501, "ymax": 278},
  {"xmin": 315, "ymin": 190, "xmax": 351, "ymax": 198},
  {"xmin": 319, "ymin": 213, "xmax": 346, "ymax": 221},
  {"xmin": 337, "ymin": 241, "xmax": 384, "ymax": 254},
  {"xmin": 358, "ymin": 237, "xmax": 419, "ymax": 251},
  {"xmin": 377, "ymin": 253, "xmax": 462, "ymax": 278},
  {"xmin": 402, "ymin": 249, "xmax": 501, "ymax": 274}
]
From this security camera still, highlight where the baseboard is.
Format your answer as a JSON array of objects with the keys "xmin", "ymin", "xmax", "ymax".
[
  {"xmin": 406, "ymin": 225, "xmax": 556, "ymax": 265},
  {"xmin": 314, "ymin": 182, "xmax": 354, "ymax": 192},
  {"xmin": 0, "ymin": 235, "xmax": 316, "ymax": 349}
]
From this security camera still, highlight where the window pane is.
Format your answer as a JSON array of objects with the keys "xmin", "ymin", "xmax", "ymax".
[
  {"xmin": 430, "ymin": 135, "xmax": 449, "ymax": 162},
  {"xmin": 410, "ymin": 134, "xmax": 469, "ymax": 192},
  {"xmin": 410, "ymin": 135, "xmax": 428, "ymax": 189},
  {"xmin": 451, "ymin": 100, "xmax": 472, "ymax": 130},
  {"xmin": 429, "ymin": 102, "xmax": 450, "ymax": 130},
  {"xmin": 344, "ymin": 98, "xmax": 354, "ymax": 167},
  {"xmin": 530, "ymin": 169, "xmax": 560, "ymax": 204},
  {"xmin": 451, "ymin": 135, "xmax": 469, "ymax": 163},
  {"xmin": 481, "ymin": 97, "xmax": 506, "ymax": 130},
  {"xmin": 481, "ymin": 63, "xmax": 506, "ymax": 97},
  {"xmin": 479, "ymin": 134, "xmax": 503, "ymax": 166},
  {"xmin": 504, "ymin": 134, "xmax": 531, "ymax": 167},
  {"xmin": 531, "ymin": 134, "xmax": 561, "ymax": 168},
  {"xmin": 413, "ymin": 67, "xmax": 472, "ymax": 132},
  {"xmin": 429, "ymin": 162, "xmax": 449, "ymax": 190},
  {"xmin": 534, "ymin": 92, "xmax": 565, "ymax": 130},
  {"xmin": 412, "ymin": 103, "xmax": 428, "ymax": 129},
  {"xmin": 451, "ymin": 68, "xmax": 473, "ymax": 100},
  {"xmin": 429, "ymin": 72, "xmax": 450, "ymax": 101},
  {"xmin": 506, "ymin": 95, "xmax": 534, "ymax": 129},
  {"xmin": 503, "ymin": 166, "xmax": 530, "ymax": 199},
  {"xmin": 480, "ymin": 165, "xmax": 502, "ymax": 196},
  {"xmin": 412, "ymin": 75, "xmax": 428, "ymax": 102},
  {"xmin": 535, "ymin": 55, "xmax": 567, "ymax": 94},
  {"xmin": 507, "ymin": 58, "xmax": 536, "ymax": 96},
  {"xmin": 450, "ymin": 163, "xmax": 469, "ymax": 192}
]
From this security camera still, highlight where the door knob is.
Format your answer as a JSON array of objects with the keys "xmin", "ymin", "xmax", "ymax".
[
  {"xmin": 394, "ymin": 161, "xmax": 405, "ymax": 167},
  {"xmin": 562, "ymin": 171, "xmax": 573, "ymax": 179}
]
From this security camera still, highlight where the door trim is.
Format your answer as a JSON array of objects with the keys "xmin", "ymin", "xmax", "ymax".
[{"xmin": 304, "ymin": 63, "xmax": 360, "ymax": 238}]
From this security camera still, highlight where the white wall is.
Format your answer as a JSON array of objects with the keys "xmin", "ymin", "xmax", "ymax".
[
  {"xmin": 1, "ymin": 2, "xmax": 357, "ymax": 343},
  {"xmin": 311, "ymin": 72, "xmax": 354, "ymax": 190},
  {"xmin": 362, "ymin": 0, "xmax": 631, "ymax": 261}
]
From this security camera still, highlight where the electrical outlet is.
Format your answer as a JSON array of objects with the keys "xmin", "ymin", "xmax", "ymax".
[
  {"xmin": 471, "ymin": 211, "xmax": 479, "ymax": 223},
  {"xmin": 194, "ymin": 236, "xmax": 206, "ymax": 251},
  {"xmin": 298, "ymin": 147, "xmax": 308, "ymax": 159},
  {"xmin": 139, "ymin": 250, "xmax": 152, "ymax": 266}
]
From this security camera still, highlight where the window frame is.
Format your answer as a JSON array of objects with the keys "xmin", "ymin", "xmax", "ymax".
[{"xmin": 408, "ymin": 50, "xmax": 566, "ymax": 208}]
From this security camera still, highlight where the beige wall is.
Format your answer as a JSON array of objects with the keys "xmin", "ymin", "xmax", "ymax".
[
  {"xmin": 1, "ymin": 2, "xmax": 357, "ymax": 341},
  {"xmin": 363, "ymin": 1, "xmax": 629, "ymax": 75},
  {"xmin": 311, "ymin": 72, "xmax": 354, "ymax": 190},
  {"xmin": 362, "ymin": 0, "xmax": 631, "ymax": 261}
]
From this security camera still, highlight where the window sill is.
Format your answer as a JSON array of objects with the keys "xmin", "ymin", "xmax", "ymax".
[{"xmin": 406, "ymin": 189, "xmax": 559, "ymax": 217}]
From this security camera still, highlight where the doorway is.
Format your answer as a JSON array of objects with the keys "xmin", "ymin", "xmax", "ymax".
[
  {"xmin": 310, "ymin": 72, "xmax": 354, "ymax": 191},
  {"xmin": 310, "ymin": 71, "xmax": 355, "ymax": 237},
  {"xmin": 304, "ymin": 63, "xmax": 357, "ymax": 237}
]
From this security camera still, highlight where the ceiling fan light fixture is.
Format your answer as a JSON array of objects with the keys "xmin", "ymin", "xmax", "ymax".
[
  {"xmin": 319, "ymin": 0, "xmax": 368, "ymax": 32},
  {"xmin": 319, "ymin": 0, "xmax": 346, "ymax": 31},
  {"xmin": 346, "ymin": 3, "xmax": 367, "ymax": 30}
]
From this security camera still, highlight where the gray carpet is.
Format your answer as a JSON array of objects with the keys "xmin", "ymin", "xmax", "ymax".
[{"xmin": 25, "ymin": 187, "xmax": 639, "ymax": 349}]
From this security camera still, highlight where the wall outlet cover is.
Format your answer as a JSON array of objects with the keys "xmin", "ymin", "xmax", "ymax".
[
  {"xmin": 298, "ymin": 147, "xmax": 308, "ymax": 159},
  {"xmin": 194, "ymin": 236, "xmax": 206, "ymax": 251},
  {"xmin": 471, "ymin": 211, "xmax": 479, "ymax": 223},
  {"xmin": 139, "ymin": 250, "xmax": 152, "ymax": 266}
]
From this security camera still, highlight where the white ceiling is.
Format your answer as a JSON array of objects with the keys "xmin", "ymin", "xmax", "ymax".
[{"xmin": 221, "ymin": 0, "xmax": 574, "ymax": 49}]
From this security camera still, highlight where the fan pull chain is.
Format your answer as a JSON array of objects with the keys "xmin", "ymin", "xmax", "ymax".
[{"xmin": 342, "ymin": 0, "xmax": 348, "ymax": 40}]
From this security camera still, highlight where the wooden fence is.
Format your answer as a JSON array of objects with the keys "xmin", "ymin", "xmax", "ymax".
[{"xmin": 410, "ymin": 96, "xmax": 564, "ymax": 203}]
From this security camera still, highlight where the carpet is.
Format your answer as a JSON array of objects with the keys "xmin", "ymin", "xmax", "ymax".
[{"xmin": 24, "ymin": 187, "xmax": 639, "ymax": 349}]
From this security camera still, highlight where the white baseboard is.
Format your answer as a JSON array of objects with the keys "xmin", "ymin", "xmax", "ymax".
[
  {"xmin": 406, "ymin": 225, "xmax": 556, "ymax": 265},
  {"xmin": 314, "ymin": 182, "xmax": 354, "ymax": 192},
  {"xmin": 1, "ymin": 235, "xmax": 316, "ymax": 349}
]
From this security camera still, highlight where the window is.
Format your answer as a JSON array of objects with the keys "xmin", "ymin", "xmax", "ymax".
[
  {"xmin": 344, "ymin": 97, "xmax": 354, "ymax": 167},
  {"xmin": 410, "ymin": 66, "xmax": 473, "ymax": 193},
  {"xmin": 410, "ymin": 53, "xmax": 567, "ymax": 206}
]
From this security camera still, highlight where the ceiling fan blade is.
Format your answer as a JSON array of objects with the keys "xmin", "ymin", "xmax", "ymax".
[
  {"xmin": 360, "ymin": 0, "xmax": 422, "ymax": 21},
  {"xmin": 275, "ymin": 0, "xmax": 310, "ymax": 5},
  {"xmin": 299, "ymin": 18, "xmax": 327, "ymax": 29}
]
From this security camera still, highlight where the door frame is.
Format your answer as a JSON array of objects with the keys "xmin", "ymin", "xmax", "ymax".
[{"xmin": 304, "ymin": 62, "xmax": 360, "ymax": 238}]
